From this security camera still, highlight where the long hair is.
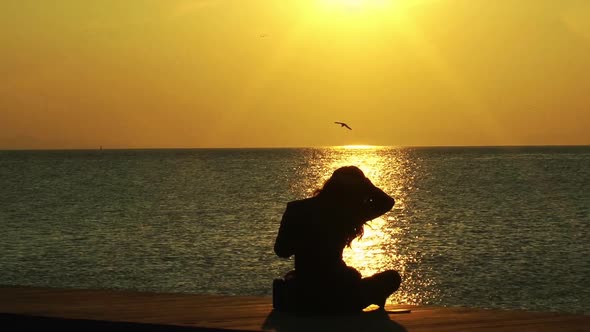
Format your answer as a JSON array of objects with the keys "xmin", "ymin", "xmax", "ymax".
[{"xmin": 314, "ymin": 166, "xmax": 370, "ymax": 246}]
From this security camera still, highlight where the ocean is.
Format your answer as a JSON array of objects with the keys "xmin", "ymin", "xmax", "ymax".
[{"xmin": 1, "ymin": 146, "xmax": 589, "ymax": 314}]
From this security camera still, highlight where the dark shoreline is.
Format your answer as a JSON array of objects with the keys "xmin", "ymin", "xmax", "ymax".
[{"xmin": 1, "ymin": 286, "xmax": 588, "ymax": 332}]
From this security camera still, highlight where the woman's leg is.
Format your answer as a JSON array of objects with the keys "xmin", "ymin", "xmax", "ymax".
[{"xmin": 360, "ymin": 270, "xmax": 402, "ymax": 308}]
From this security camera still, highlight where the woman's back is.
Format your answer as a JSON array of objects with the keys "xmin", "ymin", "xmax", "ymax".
[{"xmin": 274, "ymin": 197, "xmax": 349, "ymax": 278}]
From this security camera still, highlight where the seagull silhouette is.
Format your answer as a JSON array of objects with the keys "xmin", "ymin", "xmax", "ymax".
[{"xmin": 334, "ymin": 122, "xmax": 352, "ymax": 130}]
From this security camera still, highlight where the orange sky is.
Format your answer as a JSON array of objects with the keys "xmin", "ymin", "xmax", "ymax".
[{"xmin": 1, "ymin": 0, "xmax": 589, "ymax": 149}]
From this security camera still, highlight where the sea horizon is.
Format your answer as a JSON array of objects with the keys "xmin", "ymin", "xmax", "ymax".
[
  {"xmin": 2, "ymin": 144, "xmax": 590, "ymax": 152},
  {"xmin": 2, "ymin": 146, "xmax": 589, "ymax": 314}
]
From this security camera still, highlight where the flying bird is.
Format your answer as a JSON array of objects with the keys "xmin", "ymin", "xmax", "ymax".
[{"xmin": 334, "ymin": 122, "xmax": 352, "ymax": 130}]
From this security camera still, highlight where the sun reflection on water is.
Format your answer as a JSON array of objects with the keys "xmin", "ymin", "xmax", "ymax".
[{"xmin": 291, "ymin": 146, "xmax": 437, "ymax": 305}]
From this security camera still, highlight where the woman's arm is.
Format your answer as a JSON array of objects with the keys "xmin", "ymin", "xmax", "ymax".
[
  {"xmin": 274, "ymin": 204, "xmax": 297, "ymax": 258},
  {"xmin": 358, "ymin": 181, "xmax": 395, "ymax": 222}
]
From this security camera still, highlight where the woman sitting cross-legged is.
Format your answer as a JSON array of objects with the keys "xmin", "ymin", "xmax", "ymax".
[{"xmin": 273, "ymin": 166, "xmax": 402, "ymax": 314}]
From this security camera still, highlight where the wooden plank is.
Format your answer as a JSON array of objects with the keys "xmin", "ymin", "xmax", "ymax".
[{"xmin": 0, "ymin": 286, "xmax": 588, "ymax": 331}]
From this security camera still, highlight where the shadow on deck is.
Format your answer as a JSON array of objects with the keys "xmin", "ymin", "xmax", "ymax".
[{"xmin": 262, "ymin": 309, "xmax": 407, "ymax": 332}]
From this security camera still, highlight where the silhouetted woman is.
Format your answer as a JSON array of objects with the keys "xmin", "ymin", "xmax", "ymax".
[{"xmin": 273, "ymin": 166, "xmax": 401, "ymax": 314}]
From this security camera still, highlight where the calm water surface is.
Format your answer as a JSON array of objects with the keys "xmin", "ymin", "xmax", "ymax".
[{"xmin": 1, "ymin": 146, "xmax": 589, "ymax": 313}]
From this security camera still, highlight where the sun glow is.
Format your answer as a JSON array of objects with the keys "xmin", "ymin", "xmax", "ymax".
[
  {"xmin": 310, "ymin": 0, "xmax": 401, "ymax": 33},
  {"xmin": 320, "ymin": 0, "xmax": 395, "ymax": 10},
  {"xmin": 339, "ymin": 144, "xmax": 380, "ymax": 150},
  {"xmin": 326, "ymin": 0, "xmax": 367, "ymax": 8}
]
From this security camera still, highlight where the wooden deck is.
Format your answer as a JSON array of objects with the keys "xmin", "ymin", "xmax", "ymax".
[{"xmin": 0, "ymin": 286, "xmax": 588, "ymax": 331}]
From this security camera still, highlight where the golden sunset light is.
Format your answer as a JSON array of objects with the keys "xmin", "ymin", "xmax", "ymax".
[
  {"xmin": 1, "ymin": 0, "xmax": 589, "ymax": 149},
  {"xmin": 318, "ymin": 0, "xmax": 395, "ymax": 11},
  {"xmin": 2, "ymin": 0, "xmax": 589, "ymax": 321}
]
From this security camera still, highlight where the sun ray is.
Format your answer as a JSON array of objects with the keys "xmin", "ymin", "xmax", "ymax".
[{"xmin": 319, "ymin": 0, "xmax": 395, "ymax": 11}]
